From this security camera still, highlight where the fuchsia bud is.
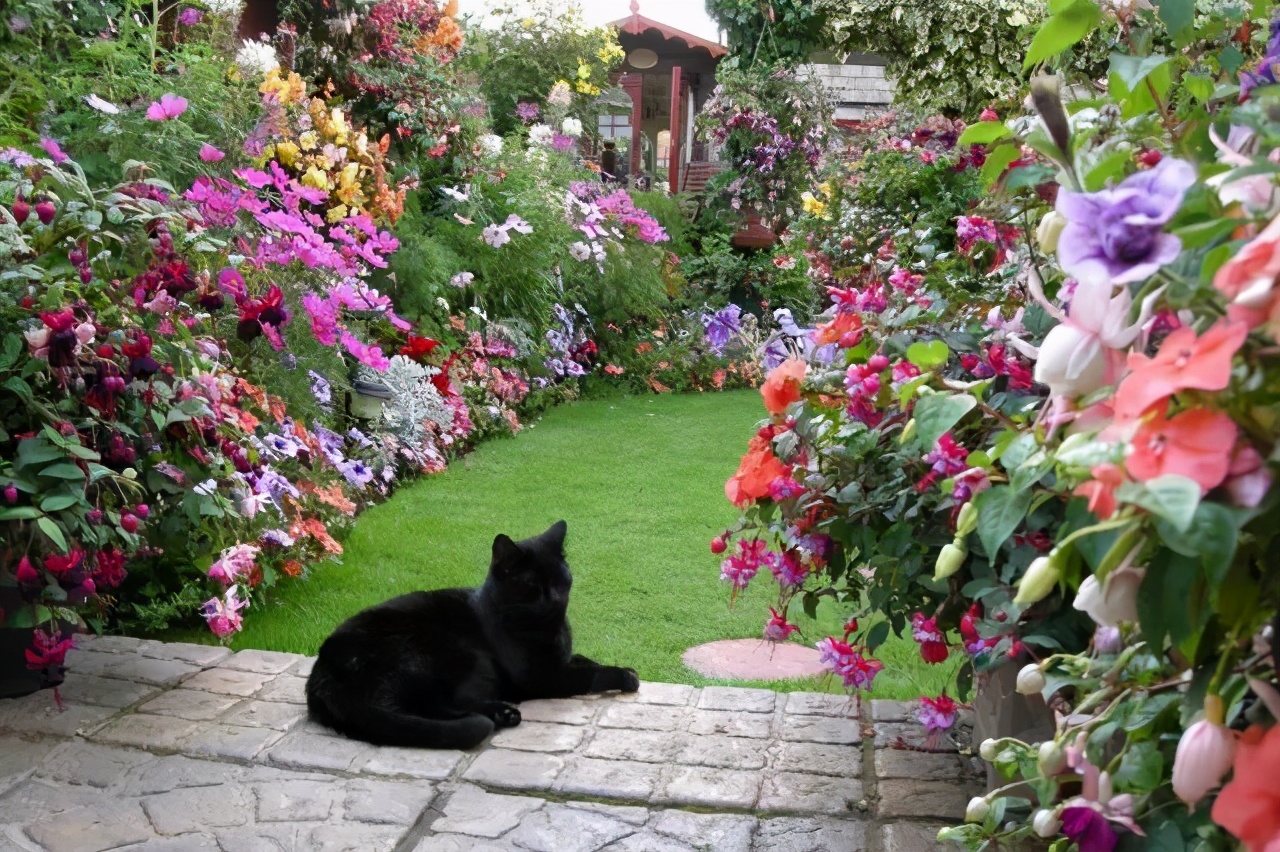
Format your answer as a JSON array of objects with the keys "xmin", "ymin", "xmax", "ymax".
[
  {"xmin": 710, "ymin": 535, "xmax": 727, "ymax": 555},
  {"xmin": 87, "ymin": 509, "xmax": 104, "ymax": 525},
  {"xmin": 35, "ymin": 199, "xmax": 56, "ymax": 225},
  {"xmin": 3, "ymin": 484, "xmax": 16, "ymax": 504},
  {"xmin": 16, "ymin": 557, "xmax": 39, "ymax": 585},
  {"xmin": 1172, "ymin": 695, "xmax": 1236, "ymax": 808},
  {"xmin": 120, "ymin": 513, "xmax": 140, "ymax": 533},
  {"xmin": 134, "ymin": 504, "xmax": 150, "ymax": 519},
  {"xmin": 13, "ymin": 195, "xmax": 30, "ymax": 224}
]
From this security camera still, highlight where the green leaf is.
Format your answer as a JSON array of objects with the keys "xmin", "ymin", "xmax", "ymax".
[
  {"xmin": 1155, "ymin": 0, "xmax": 1194, "ymax": 40},
  {"xmin": 1136, "ymin": 550, "xmax": 1199, "ymax": 646},
  {"xmin": 39, "ymin": 493, "xmax": 82, "ymax": 513},
  {"xmin": 1115, "ymin": 740, "xmax": 1164, "ymax": 791},
  {"xmin": 865, "ymin": 621, "xmax": 890, "ymax": 651},
  {"xmin": 1108, "ymin": 53, "xmax": 1171, "ymax": 93},
  {"xmin": 1154, "ymin": 502, "xmax": 1239, "ymax": 593},
  {"xmin": 981, "ymin": 143, "xmax": 1021, "ymax": 187},
  {"xmin": 36, "ymin": 516, "xmax": 68, "ymax": 552},
  {"xmin": 37, "ymin": 463, "xmax": 85, "ymax": 481},
  {"xmin": 957, "ymin": 122, "xmax": 1011, "ymax": 146},
  {"xmin": 0, "ymin": 506, "xmax": 43, "ymax": 521},
  {"xmin": 906, "ymin": 340, "xmax": 949, "ymax": 370},
  {"xmin": 913, "ymin": 393, "xmax": 978, "ymax": 450},
  {"xmin": 1117, "ymin": 474, "xmax": 1200, "ymax": 532},
  {"xmin": 15, "ymin": 438, "xmax": 63, "ymax": 469},
  {"xmin": 1220, "ymin": 44, "xmax": 1244, "ymax": 75},
  {"xmin": 1084, "ymin": 149, "xmax": 1135, "ymax": 191},
  {"xmin": 1173, "ymin": 217, "xmax": 1240, "ymax": 249},
  {"xmin": 1183, "ymin": 72, "xmax": 1214, "ymax": 103},
  {"xmin": 976, "ymin": 485, "xmax": 1033, "ymax": 558},
  {"xmin": 1024, "ymin": 0, "xmax": 1102, "ymax": 70}
]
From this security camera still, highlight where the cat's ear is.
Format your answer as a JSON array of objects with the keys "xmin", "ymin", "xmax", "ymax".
[
  {"xmin": 543, "ymin": 520, "xmax": 567, "ymax": 553},
  {"xmin": 492, "ymin": 533, "xmax": 521, "ymax": 567}
]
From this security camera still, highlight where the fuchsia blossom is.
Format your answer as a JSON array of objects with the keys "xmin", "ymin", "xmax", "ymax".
[
  {"xmin": 208, "ymin": 543, "xmax": 260, "ymax": 585},
  {"xmin": 845, "ymin": 355, "xmax": 888, "ymax": 425},
  {"xmin": 25, "ymin": 629, "xmax": 75, "ymax": 671},
  {"xmin": 891, "ymin": 360, "xmax": 921, "ymax": 387},
  {"xmin": 768, "ymin": 474, "xmax": 805, "ymax": 501},
  {"xmin": 764, "ymin": 607, "xmax": 800, "ymax": 642},
  {"xmin": 720, "ymin": 538, "xmax": 770, "ymax": 588},
  {"xmin": 1058, "ymin": 732, "xmax": 1145, "ymax": 852},
  {"xmin": 917, "ymin": 693, "xmax": 959, "ymax": 733},
  {"xmin": 146, "ymin": 93, "xmax": 189, "ymax": 121},
  {"xmin": 917, "ymin": 433, "xmax": 969, "ymax": 492},
  {"xmin": 912, "ymin": 612, "xmax": 949, "ymax": 664},
  {"xmin": 815, "ymin": 636, "xmax": 884, "ymax": 689},
  {"xmin": 767, "ymin": 549, "xmax": 808, "ymax": 587},
  {"xmin": 202, "ymin": 585, "xmax": 249, "ymax": 638}
]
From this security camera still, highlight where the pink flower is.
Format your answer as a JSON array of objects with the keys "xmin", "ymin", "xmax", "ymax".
[
  {"xmin": 1173, "ymin": 713, "xmax": 1237, "ymax": 808},
  {"xmin": 199, "ymin": 143, "xmax": 225, "ymax": 163},
  {"xmin": 146, "ymin": 93, "xmax": 189, "ymax": 121},
  {"xmin": 764, "ymin": 607, "xmax": 800, "ymax": 642},
  {"xmin": 302, "ymin": 293, "xmax": 340, "ymax": 346},
  {"xmin": 917, "ymin": 693, "xmax": 958, "ymax": 732},
  {"xmin": 40, "ymin": 137, "xmax": 69, "ymax": 164},
  {"xmin": 1125, "ymin": 407, "xmax": 1238, "ymax": 494},
  {"xmin": 767, "ymin": 549, "xmax": 808, "ymax": 587},
  {"xmin": 720, "ymin": 539, "xmax": 770, "ymax": 589},
  {"xmin": 912, "ymin": 613, "xmax": 949, "ymax": 664},
  {"xmin": 340, "ymin": 332, "xmax": 390, "ymax": 371},
  {"xmin": 208, "ymin": 543, "xmax": 260, "ymax": 585},
  {"xmin": 815, "ymin": 637, "xmax": 884, "ymax": 689},
  {"xmin": 25, "ymin": 629, "xmax": 76, "ymax": 670},
  {"xmin": 202, "ymin": 585, "xmax": 249, "ymax": 638}
]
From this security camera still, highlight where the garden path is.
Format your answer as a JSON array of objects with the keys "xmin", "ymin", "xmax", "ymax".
[{"xmin": 0, "ymin": 637, "xmax": 983, "ymax": 852}]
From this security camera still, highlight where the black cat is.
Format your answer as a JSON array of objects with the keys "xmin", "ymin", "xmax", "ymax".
[{"xmin": 305, "ymin": 520, "xmax": 639, "ymax": 749}]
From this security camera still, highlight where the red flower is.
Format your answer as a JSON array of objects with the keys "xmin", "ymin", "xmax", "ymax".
[
  {"xmin": 43, "ymin": 550, "xmax": 85, "ymax": 579},
  {"xmin": 911, "ymin": 612, "xmax": 949, "ymax": 664},
  {"xmin": 400, "ymin": 334, "xmax": 441, "ymax": 361},
  {"xmin": 25, "ymin": 629, "xmax": 76, "ymax": 671}
]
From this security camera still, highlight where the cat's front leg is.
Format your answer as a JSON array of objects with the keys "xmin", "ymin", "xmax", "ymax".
[{"xmin": 569, "ymin": 654, "xmax": 640, "ymax": 694}]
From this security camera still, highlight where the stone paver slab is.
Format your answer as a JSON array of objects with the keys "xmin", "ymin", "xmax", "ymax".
[
  {"xmin": 616, "ymin": 681, "xmax": 696, "ymax": 706},
  {"xmin": 181, "ymin": 723, "xmax": 285, "ymax": 761},
  {"xmin": 220, "ymin": 649, "xmax": 306, "ymax": 675},
  {"xmin": 138, "ymin": 688, "xmax": 242, "ymax": 721},
  {"xmin": 142, "ymin": 784, "xmax": 254, "ymax": 835},
  {"xmin": 102, "ymin": 656, "xmax": 202, "ymax": 687},
  {"xmin": 50, "ymin": 674, "xmax": 161, "ymax": 709},
  {"xmin": 758, "ymin": 772, "xmax": 865, "ymax": 815},
  {"xmin": 139, "ymin": 642, "xmax": 232, "ymax": 667},
  {"xmin": 517, "ymin": 698, "xmax": 597, "ymax": 725},
  {"xmin": 881, "ymin": 822, "xmax": 951, "ymax": 852},
  {"xmin": 554, "ymin": 757, "xmax": 664, "ymax": 800},
  {"xmin": 504, "ymin": 802, "xmax": 636, "ymax": 852},
  {"xmin": 771, "ymin": 741, "xmax": 862, "ymax": 777},
  {"xmin": 307, "ymin": 823, "xmax": 406, "ymax": 851},
  {"xmin": 254, "ymin": 779, "xmax": 340, "ymax": 822},
  {"xmin": 357, "ymin": 746, "xmax": 465, "ymax": 781},
  {"xmin": 431, "ymin": 785, "xmax": 544, "ymax": 838},
  {"xmin": 661, "ymin": 766, "xmax": 763, "ymax": 809},
  {"xmin": 870, "ymin": 700, "xmax": 912, "ymax": 722},
  {"xmin": 220, "ymin": 699, "xmax": 306, "ymax": 731},
  {"xmin": 584, "ymin": 727, "xmax": 683, "ymax": 763},
  {"xmin": 343, "ymin": 778, "xmax": 437, "ymax": 825},
  {"xmin": 779, "ymin": 715, "xmax": 861, "ymax": 745},
  {"xmin": 254, "ymin": 674, "xmax": 308, "ymax": 705},
  {"xmin": 597, "ymin": 703, "xmax": 687, "ymax": 732},
  {"xmin": 180, "ymin": 668, "xmax": 276, "ymax": 697},
  {"xmin": 93, "ymin": 713, "xmax": 202, "ymax": 750},
  {"xmin": 24, "ymin": 802, "xmax": 156, "ymax": 852},
  {"xmin": 265, "ymin": 731, "xmax": 372, "ymax": 772},
  {"xmin": 462, "ymin": 748, "xmax": 564, "ymax": 791},
  {"xmin": 36, "ymin": 742, "xmax": 153, "ymax": 789},
  {"xmin": 117, "ymin": 755, "xmax": 243, "ymax": 796},
  {"xmin": 652, "ymin": 810, "xmax": 758, "ymax": 850},
  {"xmin": 874, "ymin": 722, "xmax": 959, "ymax": 751},
  {"xmin": 876, "ymin": 778, "xmax": 977, "ymax": 820},
  {"xmin": 875, "ymin": 748, "xmax": 981, "ymax": 781},
  {"xmin": 696, "ymin": 686, "xmax": 776, "ymax": 713},
  {"xmin": 785, "ymin": 693, "xmax": 859, "ymax": 718},
  {"xmin": 490, "ymin": 721, "xmax": 583, "ymax": 753},
  {"xmin": 416, "ymin": 835, "xmax": 520, "ymax": 852},
  {"xmin": 753, "ymin": 816, "xmax": 868, "ymax": 851},
  {"xmin": 0, "ymin": 697, "xmax": 116, "ymax": 738},
  {"xmin": 675, "ymin": 735, "xmax": 768, "ymax": 770},
  {"xmin": 687, "ymin": 710, "xmax": 773, "ymax": 739},
  {"xmin": 62, "ymin": 649, "xmax": 127, "ymax": 677}
]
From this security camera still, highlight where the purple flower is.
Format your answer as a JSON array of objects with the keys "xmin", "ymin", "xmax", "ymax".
[
  {"xmin": 178, "ymin": 7, "xmax": 202, "ymax": 25},
  {"xmin": 338, "ymin": 460, "xmax": 374, "ymax": 488},
  {"xmin": 515, "ymin": 101, "xmax": 541, "ymax": 122},
  {"xmin": 701, "ymin": 304, "xmax": 742, "ymax": 354},
  {"xmin": 550, "ymin": 133, "xmax": 575, "ymax": 153},
  {"xmin": 348, "ymin": 428, "xmax": 373, "ymax": 448},
  {"xmin": 1060, "ymin": 807, "xmax": 1118, "ymax": 852},
  {"xmin": 1240, "ymin": 14, "xmax": 1280, "ymax": 99},
  {"xmin": 314, "ymin": 425, "xmax": 346, "ymax": 464},
  {"xmin": 259, "ymin": 528, "xmax": 296, "ymax": 547},
  {"xmin": 309, "ymin": 370, "xmax": 332, "ymax": 405},
  {"xmin": 1055, "ymin": 157, "xmax": 1196, "ymax": 285}
]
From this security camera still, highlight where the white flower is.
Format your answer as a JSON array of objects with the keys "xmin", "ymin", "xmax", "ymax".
[
  {"xmin": 528, "ymin": 124, "xmax": 555, "ymax": 147},
  {"xmin": 478, "ymin": 134, "xmax": 503, "ymax": 157},
  {"xmin": 450, "ymin": 271, "xmax": 474, "ymax": 288},
  {"xmin": 503, "ymin": 214, "xmax": 532, "ymax": 235},
  {"xmin": 547, "ymin": 81, "xmax": 572, "ymax": 106},
  {"xmin": 561, "ymin": 117, "xmax": 583, "ymax": 137},
  {"xmin": 569, "ymin": 241, "xmax": 592, "ymax": 262},
  {"xmin": 235, "ymin": 39, "xmax": 280, "ymax": 78},
  {"xmin": 1016, "ymin": 664, "xmax": 1046, "ymax": 696},
  {"xmin": 440, "ymin": 185, "xmax": 470, "ymax": 202},
  {"xmin": 1073, "ymin": 565, "xmax": 1145, "ymax": 628},
  {"xmin": 482, "ymin": 224, "xmax": 510, "ymax": 248},
  {"xmin": 194, "ymin": 479, "xmax": 218, "ymax": 496},
  {"xmin": 84, "ymin": 94, "xmax": 120, "ymax": 115}
]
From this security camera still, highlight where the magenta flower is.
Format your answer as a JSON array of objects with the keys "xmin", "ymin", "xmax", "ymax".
[
  {"xmin": 764, "ymin": 607, "xmax": 800, "ymax": 642},
  {"xmin": 208, "ymin": 543, "xmax": 260, "ymax": 585},
  {"xmin": 1054, "ymin": 157, "xmax": 1196, "ymax": 285},
  {"xmin": 178, "ymin": 7, "xmax": 202, "ymax": 25},
  {"xmin": 1060, "ymin": 808, "xmax": 1118, "ymax": 852},
  {"xmin": 911, "ymin": 612, "xmax": 949, "ymax": 664},
  {"xmin": 767, "ymin": 549, "xmax": 808, "ymax": 586},
  {"xmin": 515, "ymin": 101, "xmax": 541, "ymax": 122},
  {"xmin": 340, "ymin": 331, "xmax": 390, "ymax": 371},
  {"xmin": 815, "ymin": 637, "xmax": 884, "ymax": 689},
  {"xmin": 146, "ymin": 93, "xmax": 189, "ymax": 121},
  {"xmin": 202, "ymin": 585, "xmax": 249, "ymax": 638},
  {"xmin": 25, "ymin": 629, "xmax": 75, "ymax": 670},
  {"xmin": 40, "ymin": 137, "xmax": 69, "ymax": 164},
  {"xmin": 719, "ymin": 538, "xmax": 770, "ymax": 589},
  {"xmin": 199, "ymin": 143, "xmax": 225, "ymax": 163},
  {"xmin": 916, "ymin": 693, "xmax": 958, "ymax": 733}
]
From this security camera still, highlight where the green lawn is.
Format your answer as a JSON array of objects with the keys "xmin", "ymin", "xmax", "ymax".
[{"xmin": 214, "ymin": 390, "xmax": 958, "ymax": 699}]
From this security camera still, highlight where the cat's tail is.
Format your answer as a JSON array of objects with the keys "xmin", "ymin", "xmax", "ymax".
[{"xmin": 315, "ymin": 701, "xmax": 495, "ymax": 750}]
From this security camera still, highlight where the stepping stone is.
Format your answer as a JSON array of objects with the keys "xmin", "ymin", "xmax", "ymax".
[{"xmin": 681, "ymin": 639, "xmax": 827, "ymax": 680}]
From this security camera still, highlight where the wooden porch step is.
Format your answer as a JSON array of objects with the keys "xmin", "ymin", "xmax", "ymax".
[{"xmin": 681, "ymin": 161, "xmax": 726, "ymax": 194}]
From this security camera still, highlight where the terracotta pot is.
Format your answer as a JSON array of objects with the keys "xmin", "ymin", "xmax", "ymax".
[
  {"xmin": 731, "ymin": 210, "xmax": 777, "ymax": 249},
  {"xmin": 972, "ymin": 661, "xmax": 1056, "ymax": 792}
]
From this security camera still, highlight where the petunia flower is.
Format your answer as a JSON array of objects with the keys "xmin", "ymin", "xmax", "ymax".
[
  {"xmin": 199, "ymin": 143, "xmax": 225, "ymax": 163},
  {"xmin": 146, "ymin": 93, "xmax": 189, "ymax": 121},
  {"xmin": 1112, "ymin": 321, "xmax": 1249, "ymax": 419},
  {"xmin": 1124, "ymin": 407, "xmax": 1238, "ymax": 493}
]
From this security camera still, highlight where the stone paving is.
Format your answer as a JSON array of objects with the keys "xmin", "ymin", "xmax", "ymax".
[{"xmin": 0, "ymin": 637, "xmax": 982, "ymax": 852}]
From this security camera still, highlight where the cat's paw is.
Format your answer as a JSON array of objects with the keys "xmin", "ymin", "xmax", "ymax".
[
  {"xmin": 618, "ymin": 668, "xmax": 640, "ymax": 693},
  {"xmin": 492, "ymin": 704, "xmax": 522, "ymax": 728}
]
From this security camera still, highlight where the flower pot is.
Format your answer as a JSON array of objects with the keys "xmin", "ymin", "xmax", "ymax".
[
  {"xmin": 350, "ymin": 380, "xmax": 393, "ymax": 420},
  {"xmin": 732, "ymin": 211, "xmax": 777, "ymax": 249},
  {"xmin": 972, "ymin": 660, "xmax": 1056, "ymax": 792}
]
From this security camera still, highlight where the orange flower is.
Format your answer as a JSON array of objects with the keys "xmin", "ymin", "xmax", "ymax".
[
  {"xmin": 813, "ymin": 312, "xmax": 862, "ymax": 347},
  {"xmin": 1073, "ymin": 463, "xmax": 1126, "ymax": 519},
  {"xmin": 725, "ymin": 436, "xmax": 788, "ymax": 508},
  {"xmin": 268, "ymin": 396, "xmax": 288, "ymax": 425},
  {"xmin": 1125, "ymin": 408, "xmax": 1238, "ymax": 493},
  {"xmin": 1211, "ymin": 724, "xmax": 1280, "ymax": 852},
  {"xmin": 1112, "ymin": 321, "xmax": 1249, "ymax": 419},
  {"xmin": 290, "ymin": 516, "xmax": 343, "ymax": 556},
  {"xmin": 1214, "ymin": 214, "xmax": 1280, "ymax": 311},
  {"xmin": 761, "ymin": 358, "xmax": 807, "ymax": 415},
  {"xmin": 300, "ymin": 481, "xmax": 357, "ymax": 515},
  {"xmin": 281, "ymin": 559, "xmax": 304, "ymax": 578}
]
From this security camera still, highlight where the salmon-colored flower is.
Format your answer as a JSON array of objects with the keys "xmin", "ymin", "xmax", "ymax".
[
  {"xmin": 1112, "ymin": 321, "xmax": 1249, "ymax": 419},
  {"xmin": 1125, "ymin": 408, "xmax": 1238, "ymax": 493},
  {"xmin": 761, "ymin": 358, "xmax": 807, "ymax": 415},
  {"xmin": 1211, "ymin": 723, "xmax": 1280, "ymax": 852},
  {"xmin": 1073, "ymin": 463, "xmax": 1126, "ymax": 519},
  {"xmin": 813, "ymin": 312, "xmax": 863, "ymax": 347},
  {"xmin": 1214, "ymin": 213, "xmax": 1280, "ymax": 311},
  {"xmin": 725, "ymin": 436, "xmax": 788, "ymax": 508}
]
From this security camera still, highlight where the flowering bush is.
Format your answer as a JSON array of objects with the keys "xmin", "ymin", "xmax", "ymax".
[{"xmin": 721, "ymin": 3, "xmax": 1280, "ymax": 850}]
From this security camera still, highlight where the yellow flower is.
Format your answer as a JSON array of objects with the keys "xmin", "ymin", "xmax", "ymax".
[
  {"xmin": 801, "ymin": 192, "xmax": 827, "ymax": 218},
  {"xmin": 521, "ymin": 17, "xmax": 535, "ymax": 28},
  {"xmin": 298, "ymin": 131, "xmax": 319, "ymax": 151},
  {"xmin": 274, "ymin": 140, "xmax": 300, "ymax": 167},
  {"xmin": 329, "ymin": 108, "xmax": 349, "ymax": 144},
  {"xmin": 818, "ymin": 181, "xmax": 832, "ymax": 197},
  {"xmin": 325, "ymin": 204, "xmax": 349, "ymax": 223},
  {"xmin": 575, "ymin": 81, "xmax": 600, "ymax": 96},
  {"xmin": 301, "ymin": 166, "xmax": 331, "ymax": 190},
  {"xmin": 577, "ymin": 62, "xmax": 592, "ymax": 80},
  {"xmin": 339, "ymin": 162, "xmax": 360, "ymax": 190}
]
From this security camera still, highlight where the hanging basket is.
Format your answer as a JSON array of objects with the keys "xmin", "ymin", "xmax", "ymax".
[{"xmin": 731, "ymin": 210, "xmax": 777, "ymax": 250}]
